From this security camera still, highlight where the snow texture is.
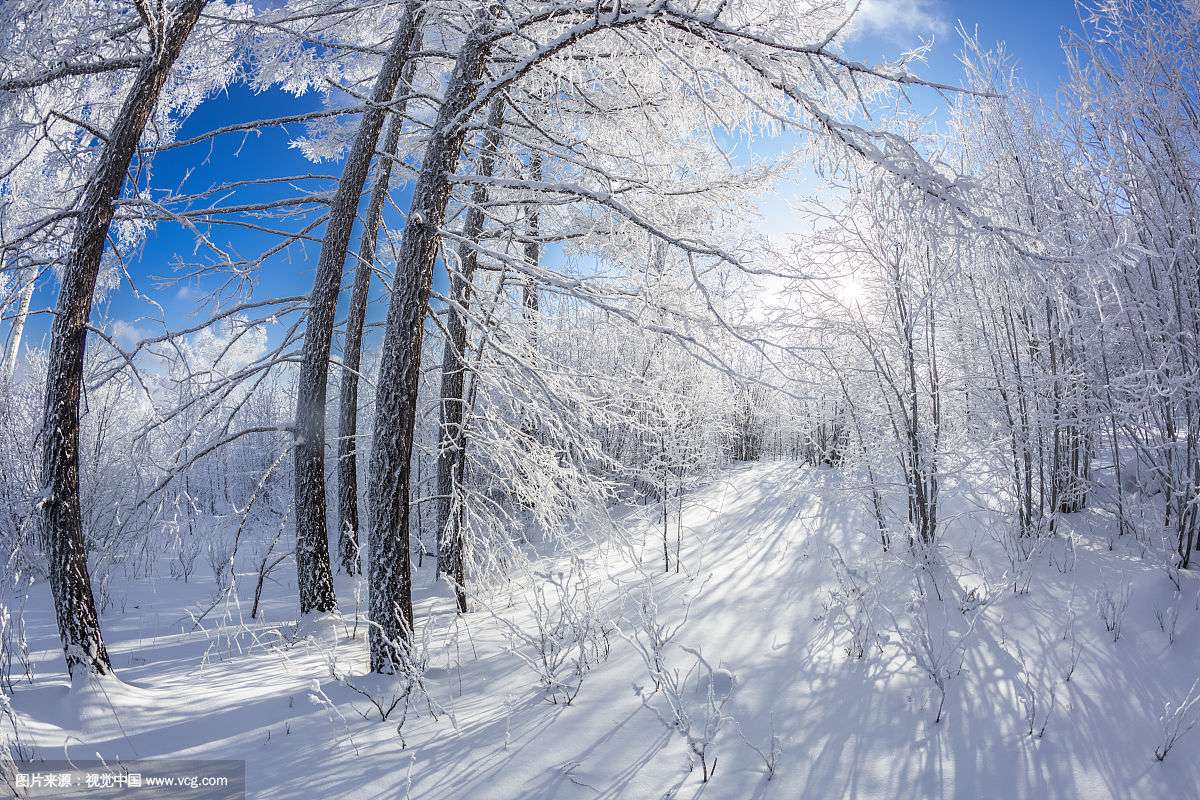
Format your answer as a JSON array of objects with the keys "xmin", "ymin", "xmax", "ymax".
[{"xmin": 8, "ymin": 462, "xmax": 1199, "ymax": 799}]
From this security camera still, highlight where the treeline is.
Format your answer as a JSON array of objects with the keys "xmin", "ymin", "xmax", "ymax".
[
  {"xmin": 0, "ymin": 0, "xmax": 975, "ymax": 681},
  {"xmin": 1, "ymin": 0, "xmax": 1195, "ymax": 692},
  {"xmin": 770, "ymin": 2, "xmax": 1200, "ymax": 576}
]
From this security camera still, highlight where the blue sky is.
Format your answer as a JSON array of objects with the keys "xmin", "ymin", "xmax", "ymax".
[
  {"xmin": 750, "ymin": 0, "xmax": 1083, "ymax": 230},
  {"xmin": 851, "ymin": 0, "xmax": 1080, "ymax": 94},
  {"xmin": 13, "ymin": 0, "xmax": 1083, "ymax": 365}
]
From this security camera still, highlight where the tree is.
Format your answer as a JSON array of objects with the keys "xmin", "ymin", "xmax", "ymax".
[
  {"xmin": 803, "ymin": 177, "xmax": 951, "ymax": 546},
  {"xmin": 37, "ymin": 0, "xmax": 208, "ymax": 678},
  {"xmin": 435, "ymin": 98, "xmax": 504, "ymax": 612},
  {"xmin": 292, "ymin": 3, "xmax": 424, "ymax": 613},
  {"xmin": 367, "ymin": 5, "xmax": 500, "ymax": 672},
  {"xmin": 1066, "ymin": 0, "xmax": 1200, "ymax": 566},
  {"xmin": 365, "ymin": 0, "xmax": 987, "ymax": 669},
  {"xmin": 2, "ymin": 268, "xmax": 35, "ymax": 379},
  {"xmin": 336, "ymin": 90, "xmax": 413, "ymax": 576}
]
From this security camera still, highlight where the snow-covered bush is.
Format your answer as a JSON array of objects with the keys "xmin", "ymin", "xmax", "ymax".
[
  {"xmin": 168, "ymin": 533, "xmax": 203, "ymax": 583},
  {"xmin": 206, "ymin": 532, "xmax": 236, "ymax": 593},
  {"xmin": 249, "ymin": 519, "xmax": 290, "ymax": 620},
  {"xmin": 618, "ymin": 572, "xmax": 707, "ymax": 689},
  {"xmin": 306, "ymin": 679, "xmax": 361, "ymax": 757},
  {"xmin": 0, "ymin": 377, "xmax": 42, "ymax": 589},
  {"xmin": 0, "ymin": 689, "xmax": 33, "ymax": 798},
  {"xmin": 0, "ymin": 575, "xmax": 31, "ymax": 693},
  {"xmin": 1151, "ymin": 534, "xmax": 1185, "ymax": 593},
  {"xmin": 1059, "ymin": 605, "xmax": 1082, "ymax": 683},
  {"xmin": 493, "ymin": 558, "xmax": 611, "ymax": 705},
  {"xmin": 1049, "ymin": 532, "xmax": 1077, "ymax": 575},
  {"xmin": 328, "ymin": 615, "xmax": 440, "ymax": 745},
  {"xmin": 678, "ymin": 647, "xmax": 735, "ymax": 783},
  {"xmin": 1153, "ymin": 593, "xmax": 1181, "ymax": 646},
  {"xmin": 1154, "ymin": 678, "xmax": 1200, "ymax": 762},
  {"xmin": 1013, "ymin": 642, "xmax": 1057, "ymax": 738},
  {"xmin": 1096, "ymin": 582, "xmax": 1132, "ymax": 642},
  {"xmin": 823, "ymin": 545, "xmax": 881, "ymax": 660},
  {"xmin": 735, "ymin": 711, "xmax": 782, "ymax": 781},
  {"xmin": 887, "ymin": 577, "xmax": 978, "ymax": 724},
  {"xmin": 991, "ymin": 518, "xmax": 1051, "ymax": 595},
  {"xmin": 620, "ymin": 578, "xmax": 732, "ymax": 781}
]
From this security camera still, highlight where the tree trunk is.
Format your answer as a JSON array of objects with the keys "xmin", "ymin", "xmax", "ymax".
[
  {"xmin": 522, "ymin": 151, "xmax": 542, "ymax": 336},
  {"xmin": 39, "ymin": 0, "xmax": 206, "ymax": 679},
  {"xmin": 336, "ymin": 28, "xmax": 424, "ymax": 577},
  {"xmin": 3, "ymin": 268, "xmax": 35, "ymax": 379},
  {"xmin": 368, "ymin": 19, "xmax": 494, "ymax": 672},
  {"xmin": 293, "ymin": 7, "xmax": 421, "ymax": 613},
  {"xmin": 516, "ymin": 151, "xmax": 543, "ymax": 495},
  {"xmin": 365, "ymin": 0, "xmax": 655, "ymax": 671},
  {"xmin": 436, "ymin": 99, "xmax": 504, "ymax": 613}
]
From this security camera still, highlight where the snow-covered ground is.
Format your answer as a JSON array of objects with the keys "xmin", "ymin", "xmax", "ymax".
[{"xmin": 8, "ymin": 461, "xmax": 1200, "ymax": 799}]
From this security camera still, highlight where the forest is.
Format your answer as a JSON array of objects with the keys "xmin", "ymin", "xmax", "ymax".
[{"xmin": 1, "ymin": 0, "xmax": 1199, "ymax": 797}]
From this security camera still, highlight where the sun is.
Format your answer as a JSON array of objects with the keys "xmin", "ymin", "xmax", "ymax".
[{"xmin": 836, "ymin": 274, "xmax": 867, "ymax": 305}]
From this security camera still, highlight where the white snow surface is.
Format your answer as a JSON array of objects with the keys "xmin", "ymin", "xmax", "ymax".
[{"xmin": 9, "ymin": 462, "xmax": 1200, "ymax": 799}]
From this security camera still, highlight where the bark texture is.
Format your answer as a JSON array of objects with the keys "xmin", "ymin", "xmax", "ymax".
[
  {"xmin": 368, "ymin": 20, "xmax": 494, "ymax": 672},
  {"xmin": 336, "ymin": 28, "xmax": 424, "ymax": 577},
  {"xmin": 39, "ymin": 0, "xmax": 206, "ymax": 678},
  {"xmin": 293, "ymin": 7, "xmax": 421, "ymax": 612},
  {"xmin": 435, "ymin": 99, "xmax": 504, "ymax": 613}
]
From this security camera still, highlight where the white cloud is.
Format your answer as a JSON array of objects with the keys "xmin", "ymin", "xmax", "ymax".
[
  {"xmin": 176, "ymin": 285, "xmax": 201, "ymax": 302},
  {"xmin": 847, "ymin": 0, "xmax": 948, "ymax": 42},
  {"xmin": 182, "ymin": 317, "xmax": 267, "ymax": 377},
  {"xmin": 112, "ymin": 319, "xmax": 150, "ymax": 348}
]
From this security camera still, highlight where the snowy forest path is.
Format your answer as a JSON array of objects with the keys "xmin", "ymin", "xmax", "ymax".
[{"xmin": 9, "ymin": 460, "xmax": 1200, "ymax": 799}]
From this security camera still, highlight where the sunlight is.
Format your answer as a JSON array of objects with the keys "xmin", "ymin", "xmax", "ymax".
[
  {"xmin": 5, "ymin": 2, "xmax": 1196, "ymax": 798},
  {"xmin": 837, "ymin": 274, "xmax": 867, "ymax": 305}
]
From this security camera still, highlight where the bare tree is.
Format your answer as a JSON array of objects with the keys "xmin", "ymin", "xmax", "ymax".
[
  {"xmin": 38, "ymin": 0, "xmax": 207, "ymax": 678},
  {"xmin": 365, "ymin": 0, "xmax": 981, "ymax": 671},
  {"xmin": 293, "ymin": 4, "xmax": 422, "ymax": 613},
  {"xmin": 336, "ymin": 26, "xmax": 426, "ymax": 577},
  {"xmin": 435, "ymin": 99, "xmax": 504, "ymax": 613},
  {"xmin": 2, "ymin": 268, "xmax": 36, "ymax": 379},
  {"xmin": 368, "ymin": 8, "xmax": 500, "ymax": 672}
]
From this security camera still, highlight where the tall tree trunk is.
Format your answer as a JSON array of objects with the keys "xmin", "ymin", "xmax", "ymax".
[
  {"xmin": 293, "ymin": 7, "xmax": 421, "ymax": 614},
  {"xmin": 3, "ymin": 269, "xmax": 35, "ymax": 379},
  {"xmin": 436, "ymin": 99, "xmax": 504, "ymax": 613},
  {"xmin": 516, "ymin": 151, "xmax": 543, "ymax": 489},
  {"xmin": 365, "ymin": 0, "xmax": 654, "ymax": 671},
  {"xmin": 368, "ymin": 19, "xmax": 494, "ymax": 672},
  {"xmin": 522, "ymin": 151, "xmax": 542, "ymax": 336},
  {"xmin": 39, "ymin": 0, "xmax": 206, "ymax": 679},
  {"xmin": 337, "ymin": 28, "xmax": 424, "ymax": 577}
]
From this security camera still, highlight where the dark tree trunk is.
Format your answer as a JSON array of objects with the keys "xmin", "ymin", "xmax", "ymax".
[
  {"xmin": 39, "ymin": 0, "xmax": 206, "ymax": 679},
  {"xmin": 336, "ymin": 28, "xmax": 424, "ymax": 577},
  {"xmin": 522, "ymin": 151, "xmax": 542, "ymax": 334},
  {"xmin": 293, "ymin": 8, "xmax": 421, "ymax": 613},
  {"xmin": 368, "ymin": 20, "xmax": 494, "ymax": 672},
  {"xmin": 366, "ymin": 1, "xmax": 656, "ymax": 672},
  {"xmin": 436, "ymin": 99, "xmax": 504, "ymax": 613}
]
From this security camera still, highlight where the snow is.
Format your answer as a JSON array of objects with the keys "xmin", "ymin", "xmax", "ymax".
[{"xmin": 8, "ymin": 461, "xmax": 1200, "ymax": 798}]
